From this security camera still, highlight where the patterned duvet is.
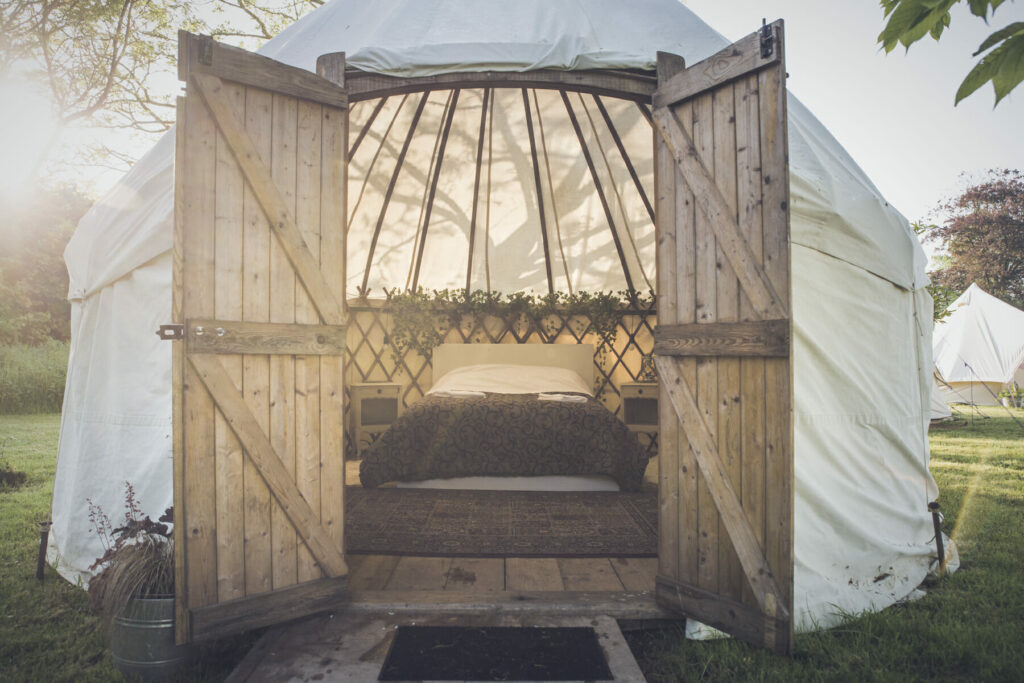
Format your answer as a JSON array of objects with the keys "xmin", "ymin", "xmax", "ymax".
[{"xmin": 358, "ymin": 392, "xmax": 649, "ymax": 491}]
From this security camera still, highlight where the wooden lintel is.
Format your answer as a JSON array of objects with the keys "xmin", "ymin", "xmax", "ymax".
[
  {"xmin": 188, "ymin": 354, "xmax": 348, "ymax": 577},
  {"xmin": 654, "ymin": 319, "xmax": 789, "ymax": 357},
  {"xmin": 190, "ymin": 72, "xmax": 346, "ymax": 326},
  {"xmin": 655, "ymin": 575, "xmax": 791, "ymax": 655},
  {"xmin": 653, "ymin": 22, "xmax": 782, "ymax": 109},
  {"xmin": 190, "ymin": 575, "xmax": 349, "ymax": 642},
  {"xmin": 178, "ymin": 32, "xmax": 348, "ymax": 110},
  {"xmin": 654, "ymin": 356, "xmax": 788, "ymax": 617},
  {"xmin": 651, "ymin": 105, "xmax": 787, "ymax": 319},
  {"xmin": 186, "ymin": 320, "xmax": 347, "ymax": 356},
  {"xmin": 345, "ymin": 68, "xmax": 656, "ymax": 103}
]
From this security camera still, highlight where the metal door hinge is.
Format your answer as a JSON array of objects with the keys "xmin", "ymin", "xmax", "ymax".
[
  {"xmin": 157, "ymin": 324, "xmax": 185, "ymax": 341},
  {"xmin": 760, "ymin": 19, "xmax": 774, "ymax": 59}
]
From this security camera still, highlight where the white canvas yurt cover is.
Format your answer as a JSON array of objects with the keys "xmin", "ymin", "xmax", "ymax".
[
  {"xmin": 53, "ymin": 0, "xmax": 940, "ymax": 635},
  {"xmin": 934, "ymin": 283, "xmax": 1024, "ymax": 405}
]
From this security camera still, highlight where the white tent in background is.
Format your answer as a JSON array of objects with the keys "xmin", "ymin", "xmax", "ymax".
[
  {"xmin": 51, "ymin": 0, "xmax": 940, "ymax": 636},
  {"xmin": 931, "ymin": 378, "xmax": 953, "ymax": 421},
  {"xmin": 934, "ymin": 283, "xmax": 1024, "ymax": 406}
]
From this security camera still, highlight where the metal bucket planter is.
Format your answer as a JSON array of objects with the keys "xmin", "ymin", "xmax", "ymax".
[{"xmin": 111, "ymin": 595, "xmax": 196, "ymax": 680}]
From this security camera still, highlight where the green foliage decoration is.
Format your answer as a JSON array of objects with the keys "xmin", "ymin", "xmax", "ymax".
[
  {"xmin": 878, "ymin": 0, "xmax": 1024, "ymax": 106},
  {"xmin": 381, "ymin": 288, "xmax": 656, "ymax": 378}
]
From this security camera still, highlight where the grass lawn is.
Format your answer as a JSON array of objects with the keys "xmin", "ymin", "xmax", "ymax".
[
  {"xmin": 0, "ymin": 415, "xmax": 252, "ymax": 682},
  {"xmin": 1, "ymin": 409, "xmax": 1022, "ymax": 681},
  {"xmin": 630, "ymin": 406, "xmax": 1024, "ymax": 681}
]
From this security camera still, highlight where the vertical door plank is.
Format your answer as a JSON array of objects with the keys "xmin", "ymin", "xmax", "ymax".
[
  {"xmin": 294, "ymin": 98, "xmax": 323, "ymax": 582},
  {"xmin": 242, "ymin": 86, "xmax": 274, "ymax": 596},
  {"xmin": 213, "ymin": 81, "xmax": 247, "ymax": 603},
  {"xmin": 654, "ymin": 106, "xmax": 679, "ymax": 583},
  {"xmin": 736, "ymin": 72, "xmax": 767, "ymax": 610},
  {"xmin": 712, "ymin": 83, "xmax": 744, "ymax": 602},
  {"xmin": 691, "ymin": 91, "xmax": 720, "ymax": 594},
  {"xmin": 269, "ymin": 93, "xmax": 299, "ymax": 590},
  {"xmin": 673, "ymin": 100, "xmax": 701, "ymax": 585},
  {"xmin": 173, "ymin": 97, "xmax": 188, "ymax": 641},
  {"xmin": 319, "ymin": 104, "xmax": 347, "ymax": 559},
  {"xmin": 759, "ymin": 59, "xmax": 793, "ymax": 623},
  {"xmin": 182, "ymin": 87, "xmax": 218, "ymax": 610}
]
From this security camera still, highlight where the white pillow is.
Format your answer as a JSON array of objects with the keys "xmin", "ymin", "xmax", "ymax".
[{"xmin": 428, "ymin": 364, "xmax": 593, "ymax": 397}]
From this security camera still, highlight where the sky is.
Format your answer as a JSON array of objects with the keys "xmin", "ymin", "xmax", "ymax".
[
  {"xmin": 0, "ymin": 0, "xmax": 1021, "ymax": 223},
  {"xmin": 686, "ymin": 0, "xmax": 1024, "ymax": 224}
]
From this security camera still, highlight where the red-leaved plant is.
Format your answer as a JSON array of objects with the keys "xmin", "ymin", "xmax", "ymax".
[{"xmin": 87, "ymin": 482, "xmax": 174, "ymax": 618}]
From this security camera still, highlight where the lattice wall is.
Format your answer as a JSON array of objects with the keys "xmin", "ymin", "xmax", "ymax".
[{"xmin": 343, "ymin": 298, "xmax": 658, "ymax": 456}]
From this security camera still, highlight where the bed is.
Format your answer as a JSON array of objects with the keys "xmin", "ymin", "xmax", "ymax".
[{"xmin": 357, "ymin": 344, "xmax": 649, "ymax": 491}]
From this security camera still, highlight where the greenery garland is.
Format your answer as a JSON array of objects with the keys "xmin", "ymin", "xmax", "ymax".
[{"xmin": 381, "ymin": 289, "xmax": 655, "ymax": 369}]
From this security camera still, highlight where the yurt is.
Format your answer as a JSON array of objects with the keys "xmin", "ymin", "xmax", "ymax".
[
  {"xmin": 52, "ymin": 0, "xmax": 940, "ymax": 653},
  {"xmin": 934, "ymin": 283, "xmax": 1024, "ymax": 406}
]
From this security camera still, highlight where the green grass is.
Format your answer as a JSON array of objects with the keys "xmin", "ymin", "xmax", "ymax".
[
  {"xmin": 0, "ymin": 415, "xmax": 253, "ymax": 682},
  {"xmin": 629, "ymin": 406, "xmax": 1024, "ymax": 682},
  {"xmin": 0, "ymin": 342, "xmax": 68, "ymax": 414},
  {"xmin": 2, "ymin": 409, "xmax": 1022, "ymax": 680}
]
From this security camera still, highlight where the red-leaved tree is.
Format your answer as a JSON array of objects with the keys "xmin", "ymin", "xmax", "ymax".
[{"xmin": 925, "ymin": 169, "xmax": 1024, "ymax": 310}]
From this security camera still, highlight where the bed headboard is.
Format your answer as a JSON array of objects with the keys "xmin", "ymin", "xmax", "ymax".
[{"xmin": 433, "ymin": 344, "xmax": 594, "ymax": 387}]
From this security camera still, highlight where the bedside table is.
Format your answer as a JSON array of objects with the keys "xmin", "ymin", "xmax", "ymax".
[
  {"xmin": 620, "ymin": 382, "xmax": 659, "ymax": 434},
  {"xmin": 349, "ymin": 382, "xmax": 402, "ymax": 455}
]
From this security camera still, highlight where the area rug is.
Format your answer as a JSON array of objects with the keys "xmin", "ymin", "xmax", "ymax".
[{"xmin": 344, "ymin": 487, "xmax": 657, "ymax": 557}]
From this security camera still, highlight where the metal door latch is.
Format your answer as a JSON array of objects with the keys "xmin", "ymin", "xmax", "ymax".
[
  {"xmin": 760, "ymin": 18, "xmax": 774, "ymax": 59},
  {"xmin": 156, "ymin": 324, "xmax": 185, "ymax": 340}
]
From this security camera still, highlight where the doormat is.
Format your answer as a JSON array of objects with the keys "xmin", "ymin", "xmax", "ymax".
[
  {"xmin": 378, "ymin": 626, "xmax": 613, "ymax": 681},
  {"xmin": 345, "ymin": 487, "xmax": 657, "ymax": 557}
]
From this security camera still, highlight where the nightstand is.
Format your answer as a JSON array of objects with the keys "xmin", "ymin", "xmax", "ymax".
[
  {"xmin": 349, "ymin": 382, "xmax": 402, "ymax": 455},
  {"xmin": 621, "ymin": 382, "xmax": 659, "ymax": 434}
]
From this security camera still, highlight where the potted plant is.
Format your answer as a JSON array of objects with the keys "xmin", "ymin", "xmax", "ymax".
[{"xmin": 88, "ymin": 483, "xmax": 194, "ymax": 680}]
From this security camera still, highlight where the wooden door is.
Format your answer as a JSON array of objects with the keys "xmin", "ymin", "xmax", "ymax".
[
  {"xmin": 652, "ymin": 21, "xmax": 794, "ymax": 654},
  {"xmin": 173, "ymin": 32, "xmax": 349, "ymax": 643}
]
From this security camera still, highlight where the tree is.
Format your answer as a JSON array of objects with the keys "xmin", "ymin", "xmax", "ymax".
[
  {"xmin": 878, "ymin": 0, "xmax": 1024, "ymax": 106},
  {"xmin": 0, "ymin": 1, "xmax": 323, "ymax": 171},
  {"xmin": 0, "ymin": 185, "xmax": 91, "ymax": 344},
  {"xmin": 923, "ymin": 169, "xmax": 1024, "ymax": 312}
]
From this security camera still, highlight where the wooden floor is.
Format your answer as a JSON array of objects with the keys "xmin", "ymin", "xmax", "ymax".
[{"xmin": 346, "ymin": 554, "xmax": 658, "ymax": 593}]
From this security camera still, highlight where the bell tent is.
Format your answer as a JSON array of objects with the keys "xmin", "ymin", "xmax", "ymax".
[
  {"xmin": 52, "ymin": 0, "xmax": 940, "ymax": 651},
  {"xmin": 934, "ymin": 283, "xmax": 1024, "ymax": 406}
]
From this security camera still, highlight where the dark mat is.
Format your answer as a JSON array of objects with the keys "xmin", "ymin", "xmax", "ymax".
[
  {"xmin": 378, "ymin": 626, "xmax": 612, "ymax": 681},
  {"xmin": 345, "ymin": 486, "xmax": 657, "ymax": 557}
]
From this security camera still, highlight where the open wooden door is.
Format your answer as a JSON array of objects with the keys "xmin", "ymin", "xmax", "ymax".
[
  {"xmin": 652, "ymin": 21, "xmax": 794, "ymax": 653},
  {"xmin": 172, "ymin": 32, "xmax": 349, "ymax": 643}
]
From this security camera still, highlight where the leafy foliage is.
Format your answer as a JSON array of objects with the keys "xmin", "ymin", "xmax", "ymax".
[
  {"xmin": 87, "ymin": 482, "xmax": 175, "ymax": 618},
  {"xmin": 878, "ymin": 0, "xmax": 1024, "ymax": 105},
  {"xmin": 0, "ymin": 185, "xmax": 90, "ymax": 344},
  {"xmin": 922, "ymin": 169, "xmax": 1024, "ymax": 310},
  {"xmin": 382, "ymin": 288, "xmax": 655, "ymax": 363}
]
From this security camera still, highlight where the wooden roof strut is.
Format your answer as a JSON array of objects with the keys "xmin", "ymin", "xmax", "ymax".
[
  {"xmin": 359, "ymin": 92, "xmax": 429, "ymax": 295},
  {"xmin": 532, "ymin": 89, "xmax": 573, "ymax": 294},
  {"xmin": 560, "ymin": 90, "xmax": 636, "ymax": 295},
  {"xmin": 349, "ymin": 96, "xmax": 388, "ymax": 159},
  {"xmin": 349, "ymin": 94, "xmax": 408, "ymax": 228},
  {"xmin": 411, "ymin": 88, "xmax": 461, "ymax": 292},
  {"xmin": 466, "ymin": 88, "xmax": 491, "ymax": 295},
  {"xmin": 522, "ymin": 88, "xmax": 554, "ymax": 294},
  {"xmin": 593, "ymin": 94, "xmax": 655, "ymax": 224}
]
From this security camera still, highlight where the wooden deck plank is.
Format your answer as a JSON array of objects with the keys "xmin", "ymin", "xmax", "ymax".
[
  {"xmin": 444, "ymin": 557, "xmax": 505, "ymax": 592},
  {"xmin": 505, "ymin": 557, "xmax": 563, "ymax": 592},
  {"xmin": 386, "ymin": 557, "xmax": 453, "ymax": 591},
  {"xmin": 557, "ymin": 558, "xmax": 625, "ymax": 591},
  {"xmin": 609, "ymin": 557, "xmax": 659, "ymax": 592},
  {"xmin": 345, "ymin": 555, "xmax": 400, "ymax": 591}
]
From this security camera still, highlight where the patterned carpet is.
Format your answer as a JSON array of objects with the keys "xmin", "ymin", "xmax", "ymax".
[{"xmin": 344, "ymin": 486, "xmax": 658, "ymax": 557}]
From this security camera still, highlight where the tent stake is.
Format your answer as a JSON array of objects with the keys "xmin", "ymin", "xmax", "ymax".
[
  {"xmin": 36, "ymin": 521, "xmax": 51, "ymax": 581},
  {"xmin": 928, "ymin": 501, "xmax": 945, "ymax": 573}
]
